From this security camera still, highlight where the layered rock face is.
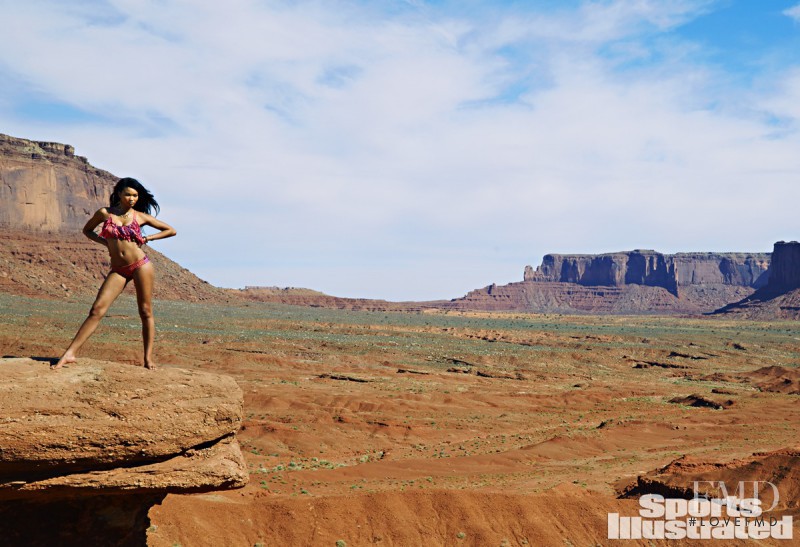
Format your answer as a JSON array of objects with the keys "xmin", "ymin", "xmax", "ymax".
[
  {"xmin": 673, "ymin": 253, "xmax": 770, "ymax": 288},
  {"xmin": 768, "ymin": 241, "xmax": 800, "ymax": 291},
  {"xmin": 713, "ymin": 241, "xmax": 800, "ymax": 319},
  {"xmin": 0, "ymin": 358, "xmax": 248, "ymax": 546},
  {"xmin": 524, "ymin": 250, "xmax": 770, "ymax": 295},
  {"xmin": 0, "ymin": 133, "xmax": 116, "ymax": 233},
  {"xmin": 451, "ymin": 249, "xmax": 773, "ymax": 314}
]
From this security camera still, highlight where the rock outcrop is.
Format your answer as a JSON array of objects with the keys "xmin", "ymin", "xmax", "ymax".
[
  {"xmin": 673, "ymin": 252, "xmax": 770, "ymax": 288},
  {"xmin": 768, "ymin": 241, "xmax": 800, "ymax": 292},
  {"xmin": 713, "ymin": 241, "xmax": 800, "ymax": 319},
  {"xmin": 698, "ymin": 365, "xmax": 800, "ymax": 395},
  {"xmin": 0, "ymin": 133, "xmax": 116, "ymax": 233},
  {"xmin": 0, "ymin": 358, "xmax": 248, "ymax": 546}
]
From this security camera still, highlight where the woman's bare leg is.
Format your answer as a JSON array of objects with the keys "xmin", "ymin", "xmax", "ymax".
[
  {"xmin": 132, "ymin": 262, "xmax": 156, "ymax": 369},
  {"xmin": 53, "ymin": 273, "xmax": 129, "ymax": 369}
]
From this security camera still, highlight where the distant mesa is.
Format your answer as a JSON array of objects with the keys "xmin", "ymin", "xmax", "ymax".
[
  {"xmin": 240, "ymin": 249, "xmax": 783, "ymax": 316},
  {"xmin": 523, "ymin": 250, "xmax": 770, "ymax": 296},
  {"xmin": 712, "ymin": 241, "xmax": 800, "ymax": 319},
  {"xmin": 449, "ymin": 249, "xmax": 772, "ymax": 315}
]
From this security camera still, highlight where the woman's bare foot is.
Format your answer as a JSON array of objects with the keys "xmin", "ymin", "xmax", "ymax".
[
  {"xmin": 52, "ymin": 353, "xmax": 76, "ymax": 369},
  {"xmin": 144, "ymin": 360, "xmax": 157, "ymax": 370}
]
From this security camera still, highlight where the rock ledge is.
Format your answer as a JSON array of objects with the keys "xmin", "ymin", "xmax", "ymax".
[{"xmin": 0, "ymin": 358, "xmax": 248, "ymax": 546}]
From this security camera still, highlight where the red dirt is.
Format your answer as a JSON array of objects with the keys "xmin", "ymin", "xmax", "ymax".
[{"xmin": 1, "ymin": 289, "xmax": 798, "ymax": 545}]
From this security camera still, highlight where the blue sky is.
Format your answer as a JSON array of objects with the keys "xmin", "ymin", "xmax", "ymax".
[{"xmin": 1, "ymin": 0, "xmax": 799, "ymax": 300}]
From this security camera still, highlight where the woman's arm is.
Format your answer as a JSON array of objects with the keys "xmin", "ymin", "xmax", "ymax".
[
  {"xmin": 82, "ymin": 209, "xmax": 109, "ymax": 247},
  {"xmin": 139, "ymin": 213, "xmax": 177, "ymax": 243}
]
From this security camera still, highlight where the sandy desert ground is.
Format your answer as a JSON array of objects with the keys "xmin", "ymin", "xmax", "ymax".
[{"xmin": 1, "ymin": 292, "xmax": 798, "ymax": 546}]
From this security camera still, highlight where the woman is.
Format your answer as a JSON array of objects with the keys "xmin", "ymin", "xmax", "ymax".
[{"xmin": 53, "ymin": 177, "xmax": 176, "ymax": 370}]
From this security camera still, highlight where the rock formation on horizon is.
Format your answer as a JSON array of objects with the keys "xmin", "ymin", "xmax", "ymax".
[
  {"xmin": 0, "ymin": 357, "xmax": 248, "ymax": 546},
  {"xmin": 712, "ymin": 241, "xmax": 800, "ymax": 319},
  {"xmin": 523, "ymin": 250, "xmax": 770, "ymax": 296},
  {"xmin": 766, "ymin": 241, "xmax": 800, "ymax": 292},
  {"xmin": 241, "ymin": 248, "xmax": 788, "ymax": 316},
  {"xmin": 446, "ymin": 249, "xmax": 775, "ymax": 315}
]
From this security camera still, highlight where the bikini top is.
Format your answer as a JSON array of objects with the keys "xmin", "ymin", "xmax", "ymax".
[{"xmin": 99, "ymin": 210, "xmax": 145, "ymax": 246}]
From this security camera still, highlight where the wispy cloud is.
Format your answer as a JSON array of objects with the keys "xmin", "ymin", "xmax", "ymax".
[
  {"xmin": 0, "ymin": 0, "xmax": 798, "ymax": 299},
  {"xmin": 784, "ymin": 4, "xmax": 800, "ymax": 22}
]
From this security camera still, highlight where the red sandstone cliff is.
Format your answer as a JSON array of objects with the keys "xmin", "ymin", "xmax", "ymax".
[{"xmin": 0, "ymin": 133, "xmax": 116, "ymax": 233}]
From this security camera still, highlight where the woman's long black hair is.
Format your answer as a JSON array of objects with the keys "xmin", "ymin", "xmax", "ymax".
[{"xmin": 110, "ymin": 177, "xmax": 160, "ymax": 216}]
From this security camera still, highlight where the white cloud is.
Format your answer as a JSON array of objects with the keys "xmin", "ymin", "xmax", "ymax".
[
  {"xmin": 0, "ymin": 0, "xmax": 798, "ymax": 299},
  {"xmin": 784, "ymin": 4, "xmax": 800, "ymax": 22}
]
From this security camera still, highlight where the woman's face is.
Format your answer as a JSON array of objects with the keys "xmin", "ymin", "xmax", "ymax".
[{"xmin": 118, "ymin": 187, "xmax": 139, "ymax": 209}]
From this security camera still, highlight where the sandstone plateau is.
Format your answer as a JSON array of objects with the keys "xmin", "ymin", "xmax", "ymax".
[
  {"xmin": 525, "ymin": 250, "xmax": 770, "ymax": 292},
  {"xmin": 445, "ymin": 249, "xmax": 772, "ymax": 315},
  {"xmin": 0, "ymin": 357, "xmax": 248, "ymax": 546}
]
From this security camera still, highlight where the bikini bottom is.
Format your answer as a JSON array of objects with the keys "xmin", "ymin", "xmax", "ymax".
[{"xmin": 111, "ymin": 256, "xmax": 149, "ymax": 280}]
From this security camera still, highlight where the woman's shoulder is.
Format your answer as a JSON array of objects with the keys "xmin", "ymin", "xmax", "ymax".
[
  {"xmin": 95, "ymin": 207, "xmax": 113, "ymax": 220},
  {"xmin": 83, "ymin": 207, "xmax": 112, "ymax": 232}
]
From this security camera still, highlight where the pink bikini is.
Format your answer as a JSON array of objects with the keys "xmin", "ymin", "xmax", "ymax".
[
  {"xmin": 100, "ymin": 211, "xmax": 145, "ymax": 245},
  {"xmin": 100, "ymin": 211, "xmax": 149, "ymax": 279}
]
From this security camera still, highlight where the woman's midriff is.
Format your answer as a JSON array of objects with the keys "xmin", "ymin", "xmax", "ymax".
[{"xmin": 107, "ymin": 239, "xmax": 146, "ymax": 269}]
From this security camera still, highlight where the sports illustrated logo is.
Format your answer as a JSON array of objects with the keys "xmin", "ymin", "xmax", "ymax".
[{"xmin": 609, "ymin": 481, "xmax": 794, "ymax": 540}]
